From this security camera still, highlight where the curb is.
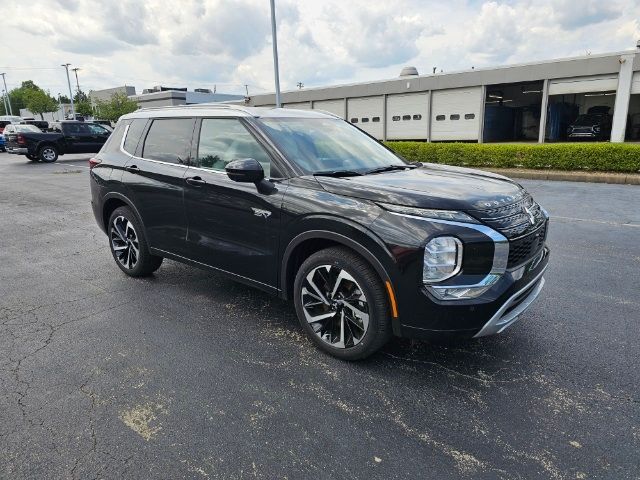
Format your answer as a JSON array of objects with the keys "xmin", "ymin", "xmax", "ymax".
[{"xmin": 483, "ymin": 168, "xmax": 640, "ymax": 185}]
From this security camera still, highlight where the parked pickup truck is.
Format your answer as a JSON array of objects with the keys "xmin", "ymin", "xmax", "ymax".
[{"xmin": 5, "ymin": 120, "xmax": 111, "ymax": 162}]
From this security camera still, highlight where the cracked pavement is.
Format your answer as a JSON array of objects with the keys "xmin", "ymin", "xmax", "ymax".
[{"xmin": 0, "ymin": 152, "xmax": 639, "ymax": 479}]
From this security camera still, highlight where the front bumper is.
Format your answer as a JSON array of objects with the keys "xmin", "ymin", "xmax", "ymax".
[{"xmin": 473, "ymin": 267, "xmax": 546, "ymax": 337}]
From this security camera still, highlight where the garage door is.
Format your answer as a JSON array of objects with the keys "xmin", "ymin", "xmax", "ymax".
[
  {"xmin": 283, "ymin": 102, "xmax": 311, "ymax": 110},
  {"xmin": 631, "ymin": 72, "xmax": 640, "ymax": 95},
  {"xmin": 313, "ymin": 99, "xmax": 345, "ymax": 118},
  {"xmin": 549, "ymin": 75, "xmax": 618, "ymax": 95},
  {"xmin": 386, "ymin": 93, "xmax": 429, "ymax": 140},
  {"xmin": 431, "ymin": 87, "xmax": 481, "ymax": 141},
  {"xmin": 347, "ymin": 96, "xmax": 384, "ymax": 139}
]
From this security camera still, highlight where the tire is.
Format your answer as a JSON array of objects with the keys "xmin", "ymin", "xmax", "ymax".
[
  {"xmin": 107, "ymin": 206, "xmax": 163, "ymax": 277},
  {"xmin": 26, "ymin": 154, "xmax": 39, "ymax": 162},
  {"xmin": 293, "ymin": 246, "xmax": 392, "ymax": 360},
  {"xmin": 39, "ymin": 145, "xmax": 58, "ymax": 163}
]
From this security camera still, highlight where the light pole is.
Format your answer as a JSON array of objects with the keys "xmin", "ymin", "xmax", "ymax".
[
  {"xmin": 57, "ymin": 93, "xmax": 62, "ymax": 121},
  {"xmin": 61, "ymin": 63, "xmax": 75, "ymax": 118},
  {"xmin": 269, "ymin": 0, "xmax": 281, "ymax": 107},
  {"xmin": 71, "ymin": 67, "xmax": 81, "ymax": 95},
  {"xmin": 2, "ymin": 89, "xmax": 9, "ymax": 116},
  {"xmin": 0, "ymin": 73, "xmax": 12, "ymax": 115}
]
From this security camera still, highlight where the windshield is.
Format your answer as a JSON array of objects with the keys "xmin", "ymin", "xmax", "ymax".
[
  {"xmin": 16, "ymin": 125, "xmax": 42, "ymax": 133},
  {"xmin": 573, "ymin": 114, "xmax": 605, "ymax": 126},
  {"xmin": 257, "ymin": 118, "xmax": 406, "ymax": 174}
]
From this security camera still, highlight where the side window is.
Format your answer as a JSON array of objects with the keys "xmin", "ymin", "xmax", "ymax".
[
  {"xmin": 74, "ymin": 123, "xmax": 92, "ymax": 135},
  {"xmin": 196, "ymin": 118, "xmax": 271, "ymax": 177},
  {"xmin": 142, "ymin": 118, "xmax": 194, "ymax": 164},
  {"xmin": 101, "ymin": 121, "xmax": 128, "ymax": 153},
  {"xmin": 123, "ymin": 119, "xmax": 147, "ymax": 155},
  {"xmin": 350, "ymin": 118, "xmax": 358, "ymax": 123},
  {"xmin": 392, "ymin": 116, "xmax": 400, "ymax": 121},
  {"xmin": 465, "ymin": 113, "xmax": 475, "ymax": 120},
  {"xmin": 87, "ymin": 124, "xmax": 109, "ymax": 135},
  {"xmin": 361, "ymin": 117, "xmax": 369, "ymax": 123},
  {"xmin": 372, "ymin": 117, "xmax": 380, "ymax": 122},
  {"xmin": 450, "ymin": 114, "xmax": 460, "ymax": 120},
  {"xmin": 413, "ymin": 114, "xmax": 422, "ymax": 120},
  {"xmin": 435, "ymin": 115, "xmax": 445, "ymax": 121}
]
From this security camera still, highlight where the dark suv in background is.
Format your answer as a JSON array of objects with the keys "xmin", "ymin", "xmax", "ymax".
[{"xmin": 90, "ymin": 105, "xmax": 549, "ymax": 360}]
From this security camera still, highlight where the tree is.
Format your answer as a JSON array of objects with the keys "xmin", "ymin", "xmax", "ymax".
[
  {"xmin": 24, "ymin": 89, "xmax": 59, "ymax": 120},
  {"xmin": 2, "ymin": 80, "xmax": 41, "ymax": 116},
  {"xmin": 73, "ymin": 90, "xmax": 89, "ymax": 104},
  {"xmin": 94, "ymin": 92, "xmax": 138, "ymax": 122},
  {"xmin": 75, "ymin": 100, "xmax": 93, "ymax": 117}
]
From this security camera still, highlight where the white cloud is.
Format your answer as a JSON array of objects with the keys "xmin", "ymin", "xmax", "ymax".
[{"xmin": 1, "ymin": 0, "xmax": 638, "ymax": 97}]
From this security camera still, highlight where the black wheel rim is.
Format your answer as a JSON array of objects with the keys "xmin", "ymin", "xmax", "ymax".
[
  {"xmin": 110, "ymin": 216, "xmax": 140, "ymax": 269},
  {"xmin": 300, "ymin": 265, "xmax": 369, "ymax": 349}
]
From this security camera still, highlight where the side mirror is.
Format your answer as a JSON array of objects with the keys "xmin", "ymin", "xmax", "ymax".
[{"xmin": 225, "ymin": 158, "xmax": 264, "ymax": 183}]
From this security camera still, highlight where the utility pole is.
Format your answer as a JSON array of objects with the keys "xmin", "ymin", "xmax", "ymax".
[
  {"xmin": 1, "ymin": 90, "xmax": 8, "ymax": 116},
  {"xmin": 71, "ymin": 67, "xmax": 81, "ymax": 95},
  {"xmin": 244, "ymin": 84, "xmax": 249, "ymax": 96},
  {"xmin": 0, "ymin": 73, "xmax": 13, "ymax": 115},
  {"xmin": 269, "ymin": 0, "xmax": 281, "ymax": 107},
  {"xmin": 61, "ymin": 64, "xmax": 75, "ymax": 118}
]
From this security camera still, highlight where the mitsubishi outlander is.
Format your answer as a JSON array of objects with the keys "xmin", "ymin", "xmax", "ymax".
[{"xmin": 89, "ymin": 105, "xmax": 549, "ymax": 360}]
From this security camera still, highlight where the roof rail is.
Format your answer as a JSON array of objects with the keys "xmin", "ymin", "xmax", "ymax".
[{"xmin": 135, "ymin": 103, "xmax": 273, "ymax": 115}]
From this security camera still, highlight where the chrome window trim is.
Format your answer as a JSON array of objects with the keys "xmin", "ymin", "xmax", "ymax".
[{"xmin": 387, "ymin": 212, "xmax": 509, "ymax": 297}]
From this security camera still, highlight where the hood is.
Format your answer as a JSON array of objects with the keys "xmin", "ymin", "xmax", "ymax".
[{"xmin": 314, "ymin": 163, "xmax": 525, "ymax": 211}]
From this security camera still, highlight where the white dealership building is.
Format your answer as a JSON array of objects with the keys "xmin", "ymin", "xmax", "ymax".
[{"xmin": 246, "ymin": 48, "xmax": 640, "ymax": 143}]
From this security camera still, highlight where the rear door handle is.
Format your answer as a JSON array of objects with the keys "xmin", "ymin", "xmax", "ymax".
[
  {"xmin": 185, "ymin": 176, "xmax": 206, "ymax": 186},
  {"xmin": 125, "ymin": 165, "xmax": 140, "ymax": 173}
]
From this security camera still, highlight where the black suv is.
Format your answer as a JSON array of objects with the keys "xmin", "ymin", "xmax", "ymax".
[{"xmin": 90, "ymin": 105, "xmax": 549, "ymax": 360}]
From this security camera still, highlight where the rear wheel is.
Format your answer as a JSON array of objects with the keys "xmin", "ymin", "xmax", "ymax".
[
  {"xmin": 39, "ymin": 145, "xmax": 58, "ymax": 163},
  {"xmin": 108, "ymin": 206, "xmax": 163, "ymax": 277},
  {"xmin": 293, "ymin": 246, "xmax": 392, "ymax": 360}
]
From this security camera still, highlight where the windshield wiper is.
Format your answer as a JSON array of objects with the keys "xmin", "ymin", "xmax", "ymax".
[
  {"xmin": 313, "ymin": 170, "xmax": 364, "ymax": 177},
  {"xmin": 366, "ymin": 164, "xmax": 420, "ymax": 175}
]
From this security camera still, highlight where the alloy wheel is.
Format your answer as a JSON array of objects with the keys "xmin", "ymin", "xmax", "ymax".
[
  {"xmin": 41, "ymin": 148, "xmax": 56, "ymax": 161},
  {"xmin": 300, "ymin": 265, "xmax": 370, "ymax": 348},
  {"xmin": 110, "ymin": 216, "xmax": 140, "ymax": 270}
]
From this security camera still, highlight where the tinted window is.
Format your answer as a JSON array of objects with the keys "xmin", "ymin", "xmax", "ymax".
[
  {"xmin": 350, "ymin": 118, "xmax": 358, "ymax": 123},
  {"xmin": 392, "ymin": 116, "xmax": 400, "ymax": 121},
  {"xmin": 361, "ymin": 118, "xmax": 369, "ymax": 123},
  {"xmin": 87, "ymin": 123, "xmax": 110, "ymax": 135},
  {"xmin": 465, "ymin": 113, "xmax": 475, "ymax": 120},
  {"xmin": 196, "ymin": 118, "xmax": 271, "ymax": 176},
  {"xmin": 100, "ymin": 121, "xmax": 128, "ymax": 154},
  {"xmin": 143, "ymin": 118, "xmax": 194, "ymax": 164},
  {"xmin": 402, "ymin": 115, "xmax": 411, "ymax": 121},
  {"xmin": 372, "ymin": 117, "xmax": 380, "ymax": 122},
  {"xmin": 123, "ymin": 119, "xmax": 147, "ymax": 155},
  {"xmin": 450, "ymin": 114, "xmax": 460, "ymax": 120},
  {"xmin": 413, "ymin": 114, "xmax": 422, "ymax": 120}
]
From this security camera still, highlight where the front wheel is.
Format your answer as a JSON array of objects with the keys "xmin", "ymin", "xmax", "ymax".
[
  {"xmin": 293, "ymin": 247, "xmax": 392, "ymax": 360},
  {"xmin": 108, "ymin": 206, "xmax": 163, "ymax": 277},
  {"xmin": 39, "ymin": 145, "xmax": 58, "ymax": 163}
]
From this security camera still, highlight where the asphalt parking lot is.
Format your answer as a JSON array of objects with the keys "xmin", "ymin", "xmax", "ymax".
[{"xmin": 1, "ymin": 152, "xmax": 639, "ymax": 479}]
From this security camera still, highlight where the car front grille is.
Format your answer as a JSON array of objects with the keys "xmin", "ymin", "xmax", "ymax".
[
  {"xmin": 506, "ymin": 222, "xmax": 547, "ymax": 268},
  {"xmin": 472, "ymin": 194, "xmax": 546, "ymax": 240}
]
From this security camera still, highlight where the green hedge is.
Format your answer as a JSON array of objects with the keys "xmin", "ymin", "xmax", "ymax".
[{"xmin": 384, "ymin": 142, "xmax": 640, "ymax": 173}]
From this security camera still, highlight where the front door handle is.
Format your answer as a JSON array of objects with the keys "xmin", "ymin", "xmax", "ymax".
[
  {"xmin": 125, "ymin": 165, "xmax": 140, "ymax": 173},
  {"xmin": 185, "ymin": 176, "xmax": 206, "ymax": 186}
]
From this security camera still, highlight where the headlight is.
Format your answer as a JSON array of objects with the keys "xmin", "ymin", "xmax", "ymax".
[
  {"xmin": 378, "ymin": 203, "xmax": 479, "ymax": 224},
  {"xmin": 423, "ymin": 236, "xmax": 462, "ymax": 283}
]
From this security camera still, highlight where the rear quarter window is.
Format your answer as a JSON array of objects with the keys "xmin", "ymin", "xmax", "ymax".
[
  {"xmin": 123, "ymin": 119, "xmax": 148, "ymax": 155},
  {"xmin": 100, "ymin": 121, "xmax": 128, "ymax": 154}
]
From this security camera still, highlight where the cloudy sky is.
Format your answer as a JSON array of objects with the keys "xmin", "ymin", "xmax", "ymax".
[{"xmin": 1, "ymin": 0, "xmax": 639, "ymax": 97}]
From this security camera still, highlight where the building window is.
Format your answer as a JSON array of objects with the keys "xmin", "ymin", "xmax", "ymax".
[
  {"xmin": 465, "ymin": 113, "xmax": 475, "ymax": 120},
  {"xmin": 413, "ymin": 114, "xmax": 422, "ymax": 120},
  {"xmin": 372, "ymin": 117, "xmax": 380, "ymax": 122},
  {"xmin": 392, "ymin": 116, "xmax": 400, "ymax": 121},
  {"xmin": 402, "ymin": 115, "xmax": 411, "ymax": 121},
  {"xmin": 450, "ymin": 114, "xmax": 460, "ymax": 120},
  {"xmin": 435, "ymin": 115, "xmax": 445, "ymax": 121},
  {"xmin": 351, "ymin": 118, "xmax": 358, "ymax": 123},
  {"xmin": 361, "ymin": 117, "xmax": 369, "ymax": 123}
]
